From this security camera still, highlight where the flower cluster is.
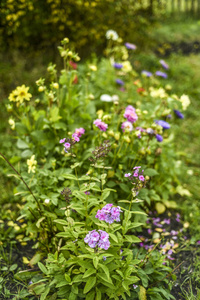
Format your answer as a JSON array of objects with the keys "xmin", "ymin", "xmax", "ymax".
[
  {"xmin": 105, "ymin": 30, "xmax": 118, "ymax": 41},
  {"xmin": 61, "ymin": 187, "xmax": 72, "ymax": 202},
  {"xmin": 96, "ymin": 204, "xmax": 122, "ymax": 224},
  {"xmin": 59, "ymin": 128, "xmax": 85, "ymax": 152},
  {"xmin": 84, "ymin": 230, "xmax": 110, "ymax": 250},
  {"xmin": 93, "ymin": 119, "xmax": 108, "ymax": 131},
  {"xmin": 124, "ymin": 166, "xmax": 146, "ymax": 196},
  {"xmin": 124, "ymin": 105, "xmax": 138, "ymax": 123}
]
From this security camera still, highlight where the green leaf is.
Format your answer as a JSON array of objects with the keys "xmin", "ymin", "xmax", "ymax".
[
  {"xmin": 96, "ymin": 288, "xmax": 101, "ymax": 300},
  {"xmin": 125, "ymin": 235, "xmax": 141, "ymax": 243},
  {"xmin": 64, "ymin": 273, "xmax": 71, "ymax": 283},
  {"xmin": 38, "ymin": 262, "xmax": 48, "ymax": 275},
  {"xmin": 109, "ymin": 233, "xmax": 118, "ymax": 243},
  {"xmin": 83, "ymin": 276, "xmax": 96, "ymax": 294},
  {"xmin": 54, "ymin": 219, "xmax": 68, "ymax": 226},
  {"xmin": 49, "ymin": 107, "xmax": 62, "ymax": 123},
  {"xmin": 21, "ymin": 149, "xmax": 33, "ymax": 158},
  {"xmin": 144, "ymin": 168, "xmax": 158, "ymax": 176},
  {"xmin": 17, "ymin": 139, "xmax": 29, "ymax": 149},
  {"xmin": 36, "ymin": 217, "xmax": 46, "ymax": 228},
  {"xmin": 40, "ymin": 286, "xmax": 50, "ymax": 300},
  {"xmin": 62, "ymin": 173, "xmax": 77, "ymax": 180},
  {"xmin": 138, "ymin": 285, "xmax": 147, "ymax": 300},
  {"xmin": 69, "ymin": 292, "xmax": 77, "ymax": 300},
  {"xmin": 29, "ymin": 253, "xmax": 42, "ymax": 268},
  {"xmin": 86, "ymin": 290, "xmax": 95, "ymax": 300},
  {"xmin": 93, "ymin": 256, "xmax": 99, "ymax": 269},
  {"xmin": 99, "ymin": 264, "xmax": 110, "ymax": 281},
  {"xmin": 83, "ymin": 268, "xmax": 96, "ymax": 278}
]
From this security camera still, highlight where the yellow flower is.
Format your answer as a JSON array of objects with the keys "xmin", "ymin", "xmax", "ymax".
[
  {"xmin": 27, "ymin": 155, "xmax": 37, "ymax": 173},
  {"xmin": 89, "ymin": 65, "xmax": 97, "ymax": 71},
  {"xmin": 122, "ymin": 61, "xmax": 132, "ymax": 73},
  {"xmin": 15, "ymin": 85, "xmax": 32, "ymax": 103},
  {"xmin": 149, "ymin": 87, "xmax": 167, "ymax": 99},
  {"xmin": 8, "ymin": 90, "xmax": 18, "ymax": 102}
]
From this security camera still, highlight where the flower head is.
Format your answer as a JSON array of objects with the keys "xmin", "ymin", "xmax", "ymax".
[
  {"xmin": 159, "ymin": 59, "xmax": 169, "ymax": 70},
  {"xmin": 96, "ymin": 204, "xmax": 122, "ymax": 224},
  {"xmin": 121, "ymin": 121, "xmax": 133, "ymax": 132},
  {"xmin": 155, "ymin": 134, "xmax": 163, "ymax": 142},
  {"xmin": 124, "ymin": 106, "xmax": 138, "ymax": 123},
  {"xmin": 155, "ymin": 71, "xmax": 168, "ymax": 78},
  {"xmin": 113, "ymin": 63, "xmax": 123, "ymax": 69},
  {"xmin": 74, "ymin": 128, "xmax": 85, "ymax": 137},
  {"xmin": 174, "ymin": 109, "xmax": 184, "ymax": 119},
  {"xmin": 125, "ymin": 42, "xmax": 136, "ymax": 50},
  {"xmin": 100, "ymin": 94, "xmax": 113, "ymax": 102},
  {"xmin": 84, "ymin": 229, "xmax": 110, "ymax": 250},
  {"xmin": 180, "ymin": 94, "xmax": 190, "ymax": 110},
  {"xmin": 27, "ymin": 155, "xmax": 37, "ymax": 173},
  {"xmin": 141, "ymin": 70, "xmax": 152, "ymax": 77},
  {"xmin": 9, "ymin": 85, "xmax": 32, "ymax": 104},
  {"xmin": 106, "ymin": 30, "xmax": 119, "ymax": 40},
  {"xmin": 93, "ymin": 119, "xmax": 108, "ymax": 131},
  {"xmin": 155, "ymin": 120, "xmax": 170, "ymax": 129},
  {"xmin": 116, "ymin": 79, "xmax": 124, "ymax": 86}
]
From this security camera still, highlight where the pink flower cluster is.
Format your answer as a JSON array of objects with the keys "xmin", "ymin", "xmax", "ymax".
[
  {"xmin": 93, "ymin": 119, "xmax": 108, "ymax": 131},
  {"xmin": 84, "ymin": 229, "xmax": 110, "ymax": 250},
  {"xmin": 59, "ymin": 128, "xmax": 85, "ymax": 152},
  {"xmin": 124, "ymin": 166, "xmax": 145, "ymax": 182},
  {"xmin": 124, "ymin": 105, "xmax": 138, "ymax": 123},
  {"xmin": 95, "ymin": 203, "xmax": 122, "ymax": 224}
]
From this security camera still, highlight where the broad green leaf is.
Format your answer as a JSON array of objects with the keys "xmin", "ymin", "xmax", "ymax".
[
  {"xmin": 86, "ymin": 290, "xmax": 95, "ymax": 300},
  {"xmin": 155, "ymin": 202, "xmax": 166, "ymax": 214},
  {"xmin": 38, "ymin": 262, "xmax": 48, "ymax": 275},
  {"xmin": 29, "ymin": 253, "xmax": 42, "ymax": 267},
  {"xmin": 17, "ymin": 139, "xmax": 29, "ymax": 149},
  {"xmin": 138, "ymin": 285, "xmax": 147, "ymax": 300},
  {"xmin": 109, "ymin": 233, "xmax": 118, "ymax": 243},
  {"xmin": 36, "ymin": 217, "xmax": 46, "ymax": 228},
  {"xmin": 83, "ymin": 268, "xmax": 96, "ymax": 278},
  {"xmin": 99, "ymin": 264, "xmax": 110, "ymax": 281},
  {"xmin": 83, "ymin": 276, "xmax": 96, "ymax": 294},
  {"xmin": 64, "ymin": 273, "xmax": 71, "ymax": 283},
  {"xmin": 125, "ymin": 235, "xmax": 141, "ymax": 243},
  {"xmin": 96, "ymin": 288, "xmax": 101, "ymax": 300}
]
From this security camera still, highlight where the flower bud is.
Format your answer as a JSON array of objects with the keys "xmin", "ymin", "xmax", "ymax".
[
  {"xmin": 114, "ymin": 132, "xmax": 120, "ymax": 141},
  {"xmin": 53, "ymin": 83, "xmax": 59, "ymax": 89},
  {"xmin": 38, "ymin": 86, "xmax": 45, "ymax": 92}
]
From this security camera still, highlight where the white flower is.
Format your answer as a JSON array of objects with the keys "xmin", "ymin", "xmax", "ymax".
[
  {"xmin": 8, "ymin": 118, "xmax": 15, "ymax": 130},
  {"xmin": 105, "ymin": 30, "xmax": 119, "ymax": 41},
  {"xmin": 100, "ymin": 94, "xmax": 113, "ymax": 102},
  {"xmin": 112, "ymin": 95, "xmax": 119, "ymax": 101},
  {"xmin": 122, "ymin": 61, "xmax": 132, "ymax": 73},
  {"xmin": 44, "ymin": 199, "xmax": 50, "ymax": 204}
]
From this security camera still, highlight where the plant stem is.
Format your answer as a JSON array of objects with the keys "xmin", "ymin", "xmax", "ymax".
[{"xmin": 0, "ymin": 152, "xmax": 42, "ymax": 213}]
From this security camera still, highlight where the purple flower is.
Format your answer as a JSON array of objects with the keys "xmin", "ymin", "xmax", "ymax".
[
  {"xmin": 64, "ymin": 142, "xmax": 71, "ymax": 149},
  {"xmin": 72, "ymin": 133, "xmax": 80, "ymax": 142},
  {"xmin": 103, "ymin": 256, "xmax": 107, "ymax": 261},
  {"xmin": 59, "ymin": 138, "xmax": 66, "ymax": 143},
  {"xmin": 159, "ymin": 59, "xmax": 169, "ymax": 70},
  {"xmin": 174, "ymin": 109, "xmax": 184, "ymax": 119},
  {"xmin": 113, "ymin": 63, "xmax": 123, "ymax": 69},
  {"xmin": 93, "ymin": 119, "xmax": 108, "ymax": 131},
  {"xmin": 125, "ymin": 42, "xmax": 137, "ymax": 50},
  {"xmin": 139, "ymin": 175, "xmax": 145, "ymax": 181},
  {"xmin": 141, "ymin": 70, "xmax": 152, "ymax": 77},
  {"xmin": 84, "ymin": 191, "xmax": 90, "ymax": 195},
  {"xmin": 121, "ymin": 121, "xmax": 133, "ymax": 132},
  {"xmin": 155, "ymin": 120, "xmax": 170, "ymax": 129},
  {"xmin": 84, "ymin": 229, "xmax": 110, "ymax": 250},
  {"xmin": 197, "ymin": 240, "xmax": 200, "ymax": 245},
  {"xmin": 155, "ymin": 71, "xmax": 168, "ymax": 78},
  {"xmin": 163, "ymin": 218, "xmax": 170, "ymax": 225},
  {"xmin": 125, "ymin": 173, "xmax": 131, "ymax": 177},
  {"xmin": 95, "ymin": 204, "xmax": 122, "ymax": 224},
  {"xmin": 74, "ymin": 128, "xmax": 85, "ymax": 137},
  {"xmin": 116, "ymin": 79, "xmax": 124, "ymax": 86}
]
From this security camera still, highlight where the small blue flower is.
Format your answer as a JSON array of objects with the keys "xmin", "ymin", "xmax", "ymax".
[
  {"xmin": 125, "ymin": 42, "xmax": 136, "ymax": 50},
  {"xmin": 159, "ymin": 59, "xmax": 169, "ymax": 70},
  {"xmin": 116, "ymin": 79, "xmax": 124, "ymax": 86},
  {"xmin": 155, "ymin": 71, "xmax": 168, "ymax": 78},
  {"xmin": 155, "ymin": 134, "xmax": 163, "ymax": 142},
  {"xmin": 113, "ymin": 63, "xmax": 123, "ymax": 69},
  {"xmin": 103, "ymin": 256, "xmax": 107, "ymax": 261},
  {"xmin": 155, "ymin": 120, "xmax": 170, "ymax": 129},
  {"xmin": 174, "ymin": 109, "xmax": 184, "ymax": 119},
  {"xmin": 141, "ymin": 70, "xmax": 152, "ymax": 77}
]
